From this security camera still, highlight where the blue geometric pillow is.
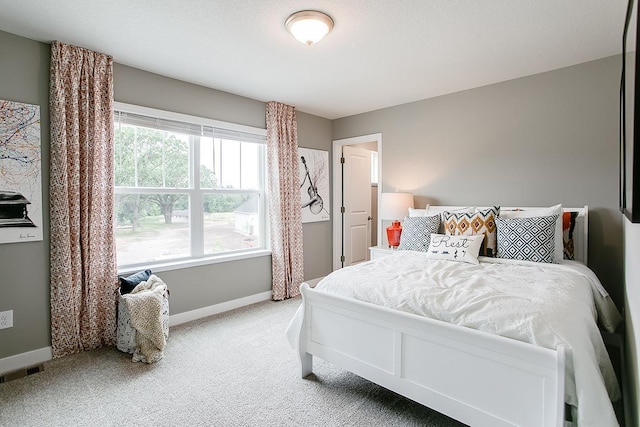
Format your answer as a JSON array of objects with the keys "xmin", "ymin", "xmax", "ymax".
[
  {"xmin": 496, "ymin": 215, "xmax": 558, "ymax": 263},
  {"xmin": 398, "ymin": 215, "xmax": 441, "ymax": 252}
]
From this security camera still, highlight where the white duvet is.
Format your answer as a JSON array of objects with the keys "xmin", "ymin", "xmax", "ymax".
[{"xmin": 286, "ymin": 251, "xmax": 623, "ymax": 427}]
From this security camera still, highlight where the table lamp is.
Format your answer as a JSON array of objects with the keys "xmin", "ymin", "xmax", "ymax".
[{"xmin": 380, "ymin": 192, "xmax": 414, "ymax": 248}]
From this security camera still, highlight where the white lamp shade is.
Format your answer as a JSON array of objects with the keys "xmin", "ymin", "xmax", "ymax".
[
  {"xmin": 379, "ymin": 193, "xmax": 414, "ymax": 221},
  {"xmin": 285, "ymin": 10, "xmax": 334, "ymax": 46}
]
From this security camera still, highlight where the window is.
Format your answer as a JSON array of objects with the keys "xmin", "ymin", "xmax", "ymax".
[{"xmin": 113, "ymin": 103, "xmax": 267, "ymax": 269}]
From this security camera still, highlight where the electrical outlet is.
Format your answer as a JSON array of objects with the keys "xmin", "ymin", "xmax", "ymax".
[{"xmin": 0, "ymin": 310, "xmax": 13, "ymax": 329}]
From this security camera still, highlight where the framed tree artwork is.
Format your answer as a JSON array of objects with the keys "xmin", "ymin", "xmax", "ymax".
[{"xmin": 0, "ymin": 99, "xmax": 43, "ymax": 243}]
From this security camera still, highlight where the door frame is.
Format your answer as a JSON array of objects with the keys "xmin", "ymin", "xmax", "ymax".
[{"xmin": 332, "ymin": 133, "xmax": 383, "ymax": 271}]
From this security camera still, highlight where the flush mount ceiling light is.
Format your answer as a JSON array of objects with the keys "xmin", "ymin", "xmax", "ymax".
[{"xmin": 285, "ymin": 10, "xmax": 334, "ymax": 46}]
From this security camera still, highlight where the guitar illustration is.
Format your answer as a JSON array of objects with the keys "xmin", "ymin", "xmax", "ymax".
[{"xmin": 300, "ymin": 156, "xmax": 324, "ymax": 214}]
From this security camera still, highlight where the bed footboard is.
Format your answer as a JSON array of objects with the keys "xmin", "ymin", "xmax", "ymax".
[{"xmin": 297, "ymin": 283, "xmax": 566, "ymax": 427}]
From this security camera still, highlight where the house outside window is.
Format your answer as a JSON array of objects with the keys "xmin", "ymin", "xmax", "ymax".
[{"xmin": 113, "ymin": 103, "xmax": 268, "ymax": 270}]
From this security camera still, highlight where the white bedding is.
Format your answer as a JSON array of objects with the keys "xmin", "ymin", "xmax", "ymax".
[{"xmin": 287, "ymin": 251, "xmax": 622, "ymax": 427}]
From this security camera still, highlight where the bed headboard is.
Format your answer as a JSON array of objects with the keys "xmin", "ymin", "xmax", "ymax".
[{"xmin": 425, "ymin": 206, "xmax": 588, "ymax": 264}]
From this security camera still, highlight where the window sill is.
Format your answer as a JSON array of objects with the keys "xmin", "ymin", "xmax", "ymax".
[{"xmin": 117, "ymin": 249, "xmax": 272, "ymax": 276}]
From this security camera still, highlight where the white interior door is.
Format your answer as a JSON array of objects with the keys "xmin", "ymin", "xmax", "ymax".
[{"xmin": 342, "ymin": 145, "xmax": 372, "ymax": 267}]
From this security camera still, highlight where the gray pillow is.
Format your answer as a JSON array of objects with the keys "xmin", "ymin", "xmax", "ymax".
[{"xmin": 398, "ymin": 215, "xmax": 441, "ymax": 252}]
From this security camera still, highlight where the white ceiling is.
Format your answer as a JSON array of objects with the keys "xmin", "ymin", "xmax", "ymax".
[{"xmin": 0, "ymin": 0, "xmax": 628, "ymax": 120}]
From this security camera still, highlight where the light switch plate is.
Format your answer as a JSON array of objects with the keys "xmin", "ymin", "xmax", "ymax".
[{"xmin": 0, "ymin": 310, "xmax": 13, "ymax": 329}]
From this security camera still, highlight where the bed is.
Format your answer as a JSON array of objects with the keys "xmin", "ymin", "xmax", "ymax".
[{"xmin": 286, "ymin": 206, "xmax": 623, "ymax": 427}]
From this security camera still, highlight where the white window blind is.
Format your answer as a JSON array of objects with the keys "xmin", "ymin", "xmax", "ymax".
[{"xmin": 115, "ymin": 111, "xmax": 267, "ymax": 144}]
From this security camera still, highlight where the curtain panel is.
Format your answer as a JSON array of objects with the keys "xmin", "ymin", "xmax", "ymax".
[
  {"xmin": 266, "ymin": 102, "xmax": 304, "ymax": 300},
  {"xmin": 49, "ymin": 41, "xmax": 117, "ymax": 358}
]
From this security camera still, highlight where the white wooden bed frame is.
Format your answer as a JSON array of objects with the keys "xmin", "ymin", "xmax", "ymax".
[{"xmin": 295, "ymin": 206, "xmax": 588, "ymax": 427}]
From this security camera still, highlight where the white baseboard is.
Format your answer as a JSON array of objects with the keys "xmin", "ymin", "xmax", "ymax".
[
  {"xmin": 0, "ymin": 346, "xmax": 52, "ymax": 376},
  {"xmin": 168, "ymin": 290, "xmax": 272, "ymax": 327},
  {"xmin": 0, "ymin": 290, "xmax": 272, "ymax": 375}
]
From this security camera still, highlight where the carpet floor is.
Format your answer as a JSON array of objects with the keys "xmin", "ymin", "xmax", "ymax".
[{"xmin": 0, "ymin": 297, "xmax": 465, "ymax": 427}]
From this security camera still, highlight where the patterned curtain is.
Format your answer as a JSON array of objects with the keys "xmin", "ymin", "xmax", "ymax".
[
  {"xmin": 49, "ymin": 41, "xmax": 117, "ymax": 358},
  {"xmin": 266, "ymin": 101, "xmax": 304, "ymax": 300}
]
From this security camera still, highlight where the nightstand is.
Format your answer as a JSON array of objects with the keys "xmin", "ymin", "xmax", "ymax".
[{"xmin": 369, "ymin": 245, "xmax": 397, "ymax": 260}]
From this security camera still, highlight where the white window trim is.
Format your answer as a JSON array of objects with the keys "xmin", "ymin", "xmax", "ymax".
[
  {"xmin": 117, "ymin": 249, "xmax": 272, "ymax": 277},
  {"xmin": 113, "ymin": 102, "xmax": 271, "ymax": 274}
]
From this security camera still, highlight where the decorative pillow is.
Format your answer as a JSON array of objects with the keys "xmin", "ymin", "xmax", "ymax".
[
  {"xmin": 408, "ymin": 206, "xmax": 431, "ymax": 217},
  {"xmin": 563, "ymin": 211, "xmax": 578, "ymax": 260},
  {"xmin": 496, "ymin": 215, "xmax": 558, "ymax": 263},
  {"xmin": 119, "ymin": 269, "xmax": 152, "ymax": 295},
  {"xmin": 442, "ymin": 206, "xmax": 499, "ymax": 257},
  {"xmin": 409, "ymin": 206, "xmax": 474, "ymax": 217},
  {"xmin": 426, "ymin": 234, "xmax": 485, "ymax": 265},
  {"xmin": 398, "ymin": 215, "xmax": 441, "ymax": 252},
  {"xmin": 499, "ymin": 204, "xmax": 563, "ymax": 263}
]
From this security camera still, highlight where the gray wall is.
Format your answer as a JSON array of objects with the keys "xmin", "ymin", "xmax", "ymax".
[
  {"xmin": 333, "ymin": 55, "xmax": 624, "ymax": 307},
  {"xmin": 333, "ymin": 55, "xmax": 635, "ymax": 422},
  {"xmin": 114, "ymin": 65, "xmax": 333, "ymax": 292},
  {"xmin": 0, "ymin": 29, "xmax": 633, "ymax": 423},
  {"xmin": 114, "ymin": 64, "xmax": 272, "ymax": 315},
  {"xmin": 0, "ymin": 30, "xmax": 52, "ymax": 359},
  {"xmin": 296, "ymin": 111, "xmax": 334, "ymax": 280},
  {"xmin": 0, "ymin": 31, "xmax": 333, "ymax": 360}
]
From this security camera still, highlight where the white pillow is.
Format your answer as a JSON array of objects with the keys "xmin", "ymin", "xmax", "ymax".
[
  {"xmin": 499, "ymin": 204, "xmax": 563, "ymax": 263},
  {"xmin": 411, "ymin": 205, "xmax": 476, "ymax": 217},
  {"xmin": 426, "ymin": 233, "xmax": 485, "ymax": 265},
  {"xmin": 408, "ymin": 205, "xmax": 431, "ymax": 217}
]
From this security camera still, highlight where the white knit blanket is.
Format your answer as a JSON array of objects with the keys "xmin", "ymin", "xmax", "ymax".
[{"xmin": 122, "ymin": 275, "xmax": 168, "ymax": 363}]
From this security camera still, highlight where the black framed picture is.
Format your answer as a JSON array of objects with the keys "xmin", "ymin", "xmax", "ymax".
[
  {"xmin": 622, "ymin": 0, "xmax": 640, "ymax": 222},
  {"xmin": 298, "ymin": 147, "xmax": 330, "ymax": 223},
  {"xmin": 0, "ymin": 99, "xmax": 43, "ymax": 242}
]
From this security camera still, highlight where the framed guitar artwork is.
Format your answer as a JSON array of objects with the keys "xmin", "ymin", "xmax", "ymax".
[{"xmin": 298, "ymin": 147, "xmax": 330, "ymax": 223}]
